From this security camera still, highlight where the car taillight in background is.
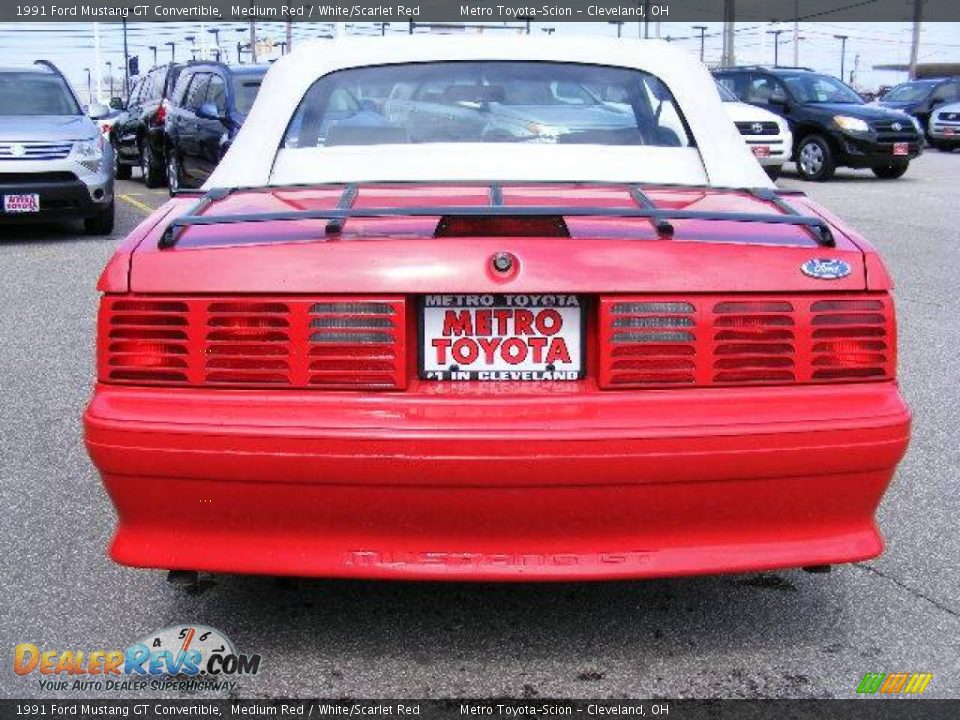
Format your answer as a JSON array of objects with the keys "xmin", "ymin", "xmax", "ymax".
[
  {"xmin": 598, "ymin": 293, "xmax": 895, "ymax": 389},
  {"xmin": 151, "ymin": 104, "xmax": 166, "ymax": 126},
  {"xmin": 98, "ymin": 296, "xmax": 407, "ymax": 390}
]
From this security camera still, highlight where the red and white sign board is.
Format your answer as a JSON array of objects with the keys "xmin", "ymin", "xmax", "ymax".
[
  {"xmin": 421, "ymin": 294, "xmax": 583, "ymax": 381},
  {"xmin": 3, "ymin": 194, "xmax": 40, "ymax": 213}
]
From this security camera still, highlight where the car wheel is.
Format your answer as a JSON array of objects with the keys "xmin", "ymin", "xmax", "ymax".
[
  {"xmin": 764, "ymin": 165, "xmax": 782, "ymax": 181},
  {"xmin": 795, "ymin": 136, "xmax": 836, "ymax": 182},
  {"xmin": 166, "ymin": 151, "xmax": 183, "ymax": 195},
  {"xmin": 139, "ymin": 141, "xmax": 165, "ymax": 189},
  {"xmin": 872, "ymin": 160, "xmax": 910, "ymax": 179},
  {"xmin": 83, "ymin": 201, "xmax": 115, "ymax": 235},
  {"xmin": 113, "ymin": 145, "xmax": 132, "ymax": 180}
]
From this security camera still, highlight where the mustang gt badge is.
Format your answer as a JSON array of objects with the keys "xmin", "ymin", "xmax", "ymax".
[{"xmin": 801, "ymin": 258, "xmax": 852, "ymax": 280}]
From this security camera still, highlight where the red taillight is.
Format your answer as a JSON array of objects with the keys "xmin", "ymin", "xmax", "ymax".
[
  {"xmin": 152, "ymin": 104, "xmax": 166, "ymax": 126},
  {"xmin": 99, "ymin": 299, "xmax": 190, "ymax": 384},
  {"xmin": 599, "ymin": 294, "xmax": 895, "ymax": 389},
  {"xmin": 434, "ymin": 215, "xmax": 570, "ymax": 238},
  {"xmin": 711, "ymin": 300, "xmax": 797, "ymax": 384},
  {"xmin": 98, "ymin": 296, "xmax": 407, "ymax": 390},
  {"xmin": 809, "ymin": 299, "xmax": 893, "ymax": 380},
  {"xmin": 600, "ymin": 301, "xmax": 697, "ymax": 386}
]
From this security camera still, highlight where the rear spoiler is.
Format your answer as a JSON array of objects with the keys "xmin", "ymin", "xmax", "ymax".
[{"xmin": 160, "ymin": 182, "xmax": 835, "ymax": 249}]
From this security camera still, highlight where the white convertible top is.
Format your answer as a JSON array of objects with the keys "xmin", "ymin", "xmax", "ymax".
[{"xmin": 210, "ymin": 35, "xmax": 772, "ymax": 190}]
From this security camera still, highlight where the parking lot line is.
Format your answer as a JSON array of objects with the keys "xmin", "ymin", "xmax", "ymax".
[{"xmin": 118, "ymin": 193, "xmax": 158, "ymax": 214}]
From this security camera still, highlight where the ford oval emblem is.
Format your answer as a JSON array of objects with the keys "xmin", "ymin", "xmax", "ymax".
[{"xmin": 801, "ymin": 258, "xmax": 852, "ymax": 280}]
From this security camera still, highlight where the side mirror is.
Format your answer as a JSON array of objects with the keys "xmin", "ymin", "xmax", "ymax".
[
  {"xmin": 769, "ymin": 90, "xmax": 788, "ymax": 106},
  {"xmin": 930, "ymin": 97, "xmax": 946, "ymax": 108},
  {"xmin": 196, "ymin": 102, "xmax": 223, "ymax": 121},
  {"xmin": 109, "ymin": 97, "xmax": 125, "ymax": 110},
  {"xmin": 88, "ymin": 102, "xmax": 110, "ymax": 120}
]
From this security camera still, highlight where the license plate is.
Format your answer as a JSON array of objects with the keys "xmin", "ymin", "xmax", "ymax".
[
  {"xmin": 3, "ymin": 193, "xmax": 40, "ymax": 213},
  {"xmin": 420, "ymin": 294, "xmax": 584, "ymax": 381},
  {"xmin": 893, "ymin": 142, "xmax": 909, "ymax": 156},
  {"xmin": 944, "ymin": 128, "xmax": 956, "ymax": 136},
  {"xmin": 751, "ymin": 145, "xmax": 771, "ymax": 158}
]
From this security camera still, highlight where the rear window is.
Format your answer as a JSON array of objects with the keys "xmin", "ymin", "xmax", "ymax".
[
  {"xmin": 0, "ymin": 72, "xmax": 80, "ymax": 116},
  {"xmin": 232, "ymin": 73, "xmax": 265, "ymax": 115},
  {"xmin": 282, "ymin": 61, "xmax": 693, "ymax": 149},
  {"xmin": 883, "ymin": 81, "xmax": 936, "ymax": 103}
]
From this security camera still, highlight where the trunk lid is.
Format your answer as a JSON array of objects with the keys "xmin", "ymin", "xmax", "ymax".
[{"xmin": 130, "ymin": 183, "xmax": 866, "ymax": 294}]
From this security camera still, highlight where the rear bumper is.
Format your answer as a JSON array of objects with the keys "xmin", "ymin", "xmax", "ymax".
[
  {"xmin": 929, "ymin": 123, "xmax": 960, "ymax": 143},
  {"xmin": 743, "ymin": 137, "xmax": 790, "ymax": 166},
  {"xmin": 837, "ymin": 134, "xmax": 923, "ymax": 167},
  {"xmin": 84, "ymin": 382, "xmax": 911, "ymax": 581}
]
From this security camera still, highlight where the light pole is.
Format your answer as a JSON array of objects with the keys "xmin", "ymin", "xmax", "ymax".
[
  {"xmin": 692, "ymin": 25, "xmax": 707, "ymax": 61},
  {"xmin": 121, "ymin": 17, "xmax": 130, "ymax": 95},
  {"xmin": 541, "ymin": 27, "xmax": 555, "ymax": 35},
  {"xmin": 609, "ymin": 21, "xmax": 625, "ymax": 38},
  {"xmin": 834, "ymin": 34, "xmax": 849, "ymax": 81},
  {"xmin": 148, "ymin": 45, "xmax": 157, "ymax": 66},
  {"xmin": 84, "ymin": 67, "xmax": 91, "ymax": 103},
  {"xmin": 105, "ymin": 61, "xmax": 113, "ymax": 98},
  {"xmin": 207, "ymin": 28, "xmax": 221, "ymax": 61},
  {"xmin": 164, "ymin": 41, "xmax": 175, "ymax": 62},
  {"xmin": 235, "ymin": 28, "xmax": 247, "ymax": 64},
  {"xmin": 185, "ymin": 35, "xmax": 196, "ymax": 61},
  {"xmin": 767, "ymin": 29, "xmax": 784, "ymax": 66}
]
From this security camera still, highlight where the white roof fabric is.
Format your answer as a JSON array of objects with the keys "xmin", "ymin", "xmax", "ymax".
[{"xmin": 209, "ymin": 36, "xmax": 772, "ymax": 190}]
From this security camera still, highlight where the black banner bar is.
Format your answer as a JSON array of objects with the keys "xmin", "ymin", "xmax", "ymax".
[
  {"xmin": 2, "ymin": 700, "xmax": 960, "ymax": 720},
  {"xmin": 4, "ymin": 0, "xmax": 960, "ymax": 23}
]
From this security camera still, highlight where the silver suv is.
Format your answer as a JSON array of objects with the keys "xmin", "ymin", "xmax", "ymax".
[{"xmin": 0, "ymin": 61, "xmax": 114, "ymax": 234}]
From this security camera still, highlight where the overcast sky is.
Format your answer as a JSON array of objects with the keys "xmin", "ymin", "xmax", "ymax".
[{"xmin": 2, "ymin": 20, "xmax": 958, "ymax": 102}]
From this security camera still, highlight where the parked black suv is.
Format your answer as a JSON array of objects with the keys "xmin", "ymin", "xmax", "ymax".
[
  {"xmin": 714, "ymin": 66, "xmax": 922, "ymax": 181},
  {"xmin": 164, "ymin": 62, "xmax": 268, "ymax": 192},
  {"xmin": 877, "ymin": 77, "xmax": 960, "ymax": 138},
  {"xmin": 112, "ymin": 62, "xmax": 184, "ymax": 187}
]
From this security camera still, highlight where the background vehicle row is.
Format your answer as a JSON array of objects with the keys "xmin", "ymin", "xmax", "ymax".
[{"xmin": 715, "ymin": 65, "xmax": 922, "ymax": 181}]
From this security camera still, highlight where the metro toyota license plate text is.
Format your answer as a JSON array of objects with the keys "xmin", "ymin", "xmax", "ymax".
[
  {"xmin": 3, "ymin": 194, "xmax": 40, "ymax": 213},
  {"xmin": 421, "ymin": 294, "xmax": 583, "ymax": 381}
]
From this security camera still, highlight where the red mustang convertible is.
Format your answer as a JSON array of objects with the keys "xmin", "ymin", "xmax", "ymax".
[{"xmin": 84, "ymin": 38, "xmax": 910, "ymax": 581}]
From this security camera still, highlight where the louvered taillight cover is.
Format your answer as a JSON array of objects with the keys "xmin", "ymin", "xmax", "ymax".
[
  {"xmin": 98, "ymin": 296, "xmax": 407, "ymax": 390},
  {"xmin": 599, "ymin": 294, "xmax": 895, "ymax": 388}
]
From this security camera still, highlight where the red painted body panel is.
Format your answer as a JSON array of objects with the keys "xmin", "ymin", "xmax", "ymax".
[
  {"xmin": 85, "ymin": 182, "xmax": 911, "ymax": 580},
  {"xmin": 85, "ymin": 382, "xmax": 909, "ymax": 580},
  {"xmin": 126, "ymin": 186, "xmax": 868, "ymax": 295}
]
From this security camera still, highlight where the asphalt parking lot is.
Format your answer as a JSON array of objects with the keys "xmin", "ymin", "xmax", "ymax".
[{"xmin": 1, "ymin": 153, "xmax": 958, "ymax": 700}]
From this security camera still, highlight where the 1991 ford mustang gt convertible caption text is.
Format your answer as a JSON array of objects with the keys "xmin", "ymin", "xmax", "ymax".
[{"xmin": 84, "ymin": 37, "xmax": 910, "ymax": 581}]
